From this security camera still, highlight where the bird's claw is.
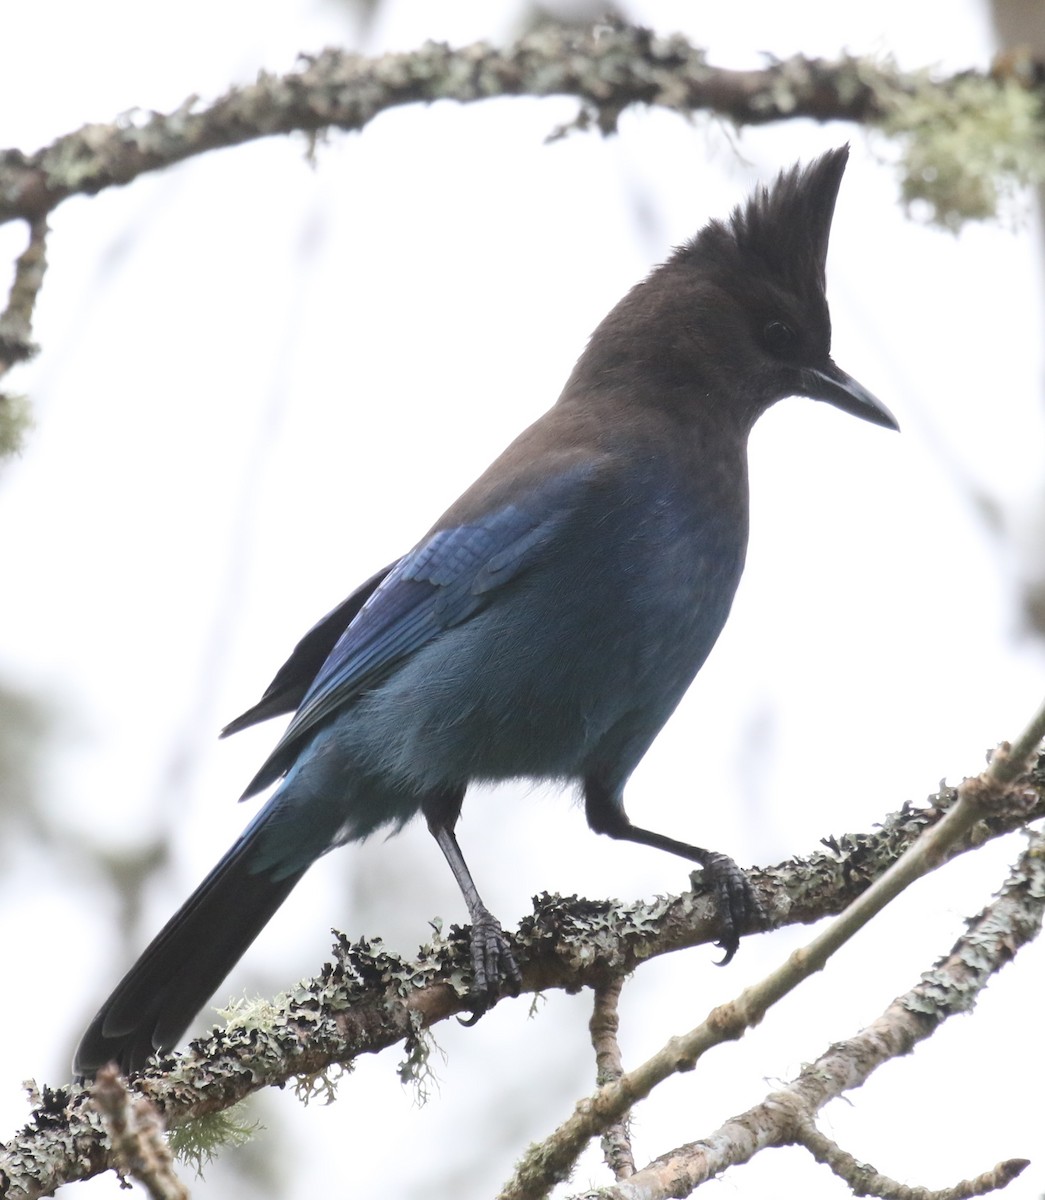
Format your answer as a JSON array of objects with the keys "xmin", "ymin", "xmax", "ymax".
[
  {"xmin": 694, "ymin": 851, "xmax": 764, "ymax": 965},
  {"xmin": 458, "ymin": 909, "xmax": 521, "ymax": 1026}
]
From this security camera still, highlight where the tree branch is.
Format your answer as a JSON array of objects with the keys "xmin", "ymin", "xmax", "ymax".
[
  {"xmin": 1, "ymin": 744, "xmax": 1041, "ymax": 1197},
  {"xmin": 589, "ymin": 978, "xmax": 635, "ymax": 1182},
  {"xmin": 497, "ymin": 704, "xmax": 1045, "ymax": 1200},
  {"xmin": 1, "ymin": 23, "xmax": 1041, "ymax": 458},
  {"xmin": 793, "ymin": 1120, "xmax": 1029, "ymax": 1200},
  {"xmin": 0, "ymin": 216, "xmax": 46, "ymax": 454},
  {"xmin": 89, "ymin": 1067, "xmax": 188, "ymax": 1200},
  {"xmin": 0, "ymin": 218, "xmax": 46, "ymax": 371},
  {"xmin": 567, "ymin": 822, "xmax": 1045, "ymax": 1199},
  {"xmin": 2, "ymin": 24, "xmax": 1043, "ymax": 229}
]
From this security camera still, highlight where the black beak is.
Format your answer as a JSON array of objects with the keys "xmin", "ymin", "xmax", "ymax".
[{"xmin": 800, "ymin": 361, "xmax": 899, "ymax": 431}]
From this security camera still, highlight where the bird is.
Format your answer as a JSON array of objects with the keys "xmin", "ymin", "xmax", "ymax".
[{"xmin": 73, "ymin": 145, "xmax": 897, "ymax": 1079}]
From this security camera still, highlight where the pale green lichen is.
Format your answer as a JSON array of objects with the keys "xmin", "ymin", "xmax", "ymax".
[
  {"xmin": 293, "ymin": 1064, "xmax": 346, "ymax": 1106},
  {"xmin": 876, "ymin": 69, "xmax": 1045, "ymax": 230},
  {"xmin": 398, "ymin": 1012, "xmax": 442, "ymax": 1106},
  {"xmin": 167, "ymin": 1102, "xmax": 259, "ymax": 1175},
  {"xmin": 215, "ymin": 994, "xmax": 284, "ymax": 1031},
  {"xmin": 0, "ymin": 391, "xmax": 32, "ymax": 458}
]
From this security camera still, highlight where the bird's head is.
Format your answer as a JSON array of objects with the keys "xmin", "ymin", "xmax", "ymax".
[{"xmin": 570, "ymin": 146, "xmax": 898, "ymax": 435}]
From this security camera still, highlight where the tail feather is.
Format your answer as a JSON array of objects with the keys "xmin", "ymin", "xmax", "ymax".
[{"xmin": 73, "ymin": 835, "xmax": 307, "ymax": 1079}]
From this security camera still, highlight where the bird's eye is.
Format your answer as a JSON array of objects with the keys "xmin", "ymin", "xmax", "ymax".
[{"xmin": 762, "ymin": 320, "xmax": 797, "ymax": 357}]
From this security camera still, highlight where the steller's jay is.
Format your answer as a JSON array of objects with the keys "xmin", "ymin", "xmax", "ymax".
[{"xmin": 73, "ymin": 145, "xmax": 897, "ymax": 1078}]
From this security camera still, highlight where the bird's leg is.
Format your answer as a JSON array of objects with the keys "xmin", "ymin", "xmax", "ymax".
[
  {"xmin": 583, "ymin": 779, "xmax": 763, "ymax": 963},
  {"xmin": 423, "ymin": 790, "xmax": 521, "ymax": 1021}
]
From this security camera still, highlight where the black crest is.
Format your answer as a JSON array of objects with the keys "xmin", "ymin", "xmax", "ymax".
[{"xmin": 685, "ymin": 146, "xmax": 850, "ymax": 300}]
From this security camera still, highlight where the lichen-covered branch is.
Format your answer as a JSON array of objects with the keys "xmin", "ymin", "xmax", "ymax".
[
  {"xmin": 0, "ymin": 217, "xmax": 46, "ymax": 456},
  {"xmin": 0, "ymin": 26, "xmax": 1041, "ymax": 464},
  {"xmin": 497, "ymin": 707, "xmax": 1045, "ymax": 1200},
  {"xmin": 568, "ymin": 823, "xmax": 1045, "ymax": 1200},
  {"xmin": 1, "ymin": 24, "xmax": 1043, "ymax": 232},
  {"xmin": 0, "ymin": 218, "xmax": 46, "ymax": 372},
  {"xmin": 1, "ymin": 751, "xmax": 1042, "ymax": 1199}
]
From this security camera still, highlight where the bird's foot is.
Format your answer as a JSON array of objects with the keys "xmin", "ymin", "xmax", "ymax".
[
  {"xmin": 693, "ymin": 851, "xmax": 764, "ymax": 965},
  {"xmin": 458, "ymin": 907, "xmax": 522, "ymax": 1026}
]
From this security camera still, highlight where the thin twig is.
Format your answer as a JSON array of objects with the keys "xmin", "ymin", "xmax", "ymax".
[
  {"xmin": 90, "ymin": 1066, "xmax": 189, "ymax": 1200},
  {"xmin": 795, "ymin": 1119, "xmax": 1029, "ymax": 1200},
  {"xmin": 0, "ymin": 216, "xmax": 47, "ymax": 375},
  {"xmin": 499, "ymin": 709, "xmax": 1045, "ymax": 1200},
  {"xmin": 0, "ymin": 214, "xmax": 47, "ymax": 455},
  {"xmin": 567, "ymin": 825, "xmax": 1045, "ymax": 1199},
  {"xmin": 991, "ymin": 701, "xmax": 1045, "ymax": 783},
  {"xmin": 589, "ymin": 979, "xmax": 635, "ymax": 1181}
]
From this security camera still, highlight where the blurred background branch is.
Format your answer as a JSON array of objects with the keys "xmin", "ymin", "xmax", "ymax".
[
  {"xmin": 2, "ymin": 25, "xmax": 1044, "ymax": 233},
  {"xmin": 3, "ymin": 22, "xmax": 1044, "ymax": 462}
]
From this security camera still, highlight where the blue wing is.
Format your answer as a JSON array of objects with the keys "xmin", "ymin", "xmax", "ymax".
[
  {"xmin": 240, "ymin": 463, "xmax": 597, "ymax": 798},
  {"xmin": 220, "ymin": 564, "xmax": 395, "ymax": 737}
]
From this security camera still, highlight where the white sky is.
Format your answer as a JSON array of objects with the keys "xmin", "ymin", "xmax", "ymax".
[{"xmin": 1, "ymin": 2, "xmax": 1044, "ymax": 1198}]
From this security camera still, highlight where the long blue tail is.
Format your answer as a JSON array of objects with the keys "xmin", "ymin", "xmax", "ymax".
[{"xmin": 73, "ymin": 829, "xmax": 308, "ymax": 1079}]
